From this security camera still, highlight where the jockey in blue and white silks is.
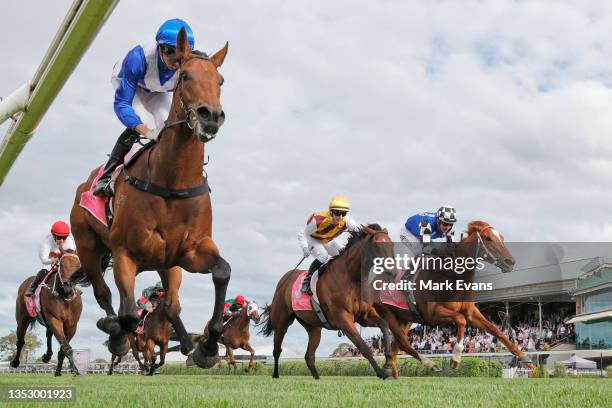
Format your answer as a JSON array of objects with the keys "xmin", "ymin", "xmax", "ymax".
[
  {"xmin": 94, "ymin": 19, "xmax": 196, "ymax": 197},
  {"xmin": 399, "ymin": 205, "xmax": 457, "ymax": 257}
]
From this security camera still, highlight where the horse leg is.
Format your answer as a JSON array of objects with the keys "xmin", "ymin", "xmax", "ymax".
[
  {"xmin": 304, "ymin": 326, "xmax": 322, "ymax": 380},
  {"xmin": 432, "ymin": 305, "xmax": 468, "ymax": 368},
  {"xmin": 144, "ymin": 339, "xmax": 155, "ymax": 376},
  {"xmin": 108, "ymin": 354, "xmax": 121, "ymax": 375},
  {"xmin": 334, "ymin": 314, "xmax": 391, "ymax": 379},
  {"xmin": 156, "ymin": 342, "xmax": 167, "ymax": 371},
  {"xmin": 226, "ymin": 346, "xmax": 236, "ymax": 370},
  {"xmin": 384, "ymin": 314, "xmax": 440, "ymax": 374},
  {"xmin": 47, "ymin": 316, "xmax": 79, "ymax": 376},
  {"xmin": 272, "ymin": 314, "xmax": 291, "ymax": 379},
  {"xmin": 55, "ymin": 349, "xmax": 65, "ymax": 376},
  {"xmin": 113, "ymin": 252, "xmax": 139, "ymax": 334},
  {"xmin": 466, "ymin": 306, "xmax": 530, "ymax": 363},
  {"xmin": 190, "ymin": 250, "xmax": 231, "ymax": 369},
  {"xmin": 159, "ymin": 267, "xmax": 193, "ymax": 355},
  {"xmin": 373, "ymin": 317, "xmax": 394, "ymax": 373},
  {"xmin": 10, "ymin": 316, "xmax": 29, "ymax": 368},
  {"xmin": 41, "ymin": 328, "xmax": 53, "ymax": 363},
  {"xmin": 243, "ymin": 342, "xmax": 255, "ymax": 373}
]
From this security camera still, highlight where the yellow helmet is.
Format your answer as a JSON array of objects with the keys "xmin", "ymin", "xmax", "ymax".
[{"xmin": 329, "ymin": 195, "xmax": 350, "ymax": 212}]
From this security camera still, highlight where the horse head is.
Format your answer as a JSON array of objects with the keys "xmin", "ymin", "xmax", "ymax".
[
  {"xmin": 247, "ymin": 301, "xmax": 261, "ymax": 324},
  {"xmin": 172, "ymin": 27, "xmax": 228, "ymax": 143},
  {"xmin": 462, "ymin": 221, "xmax": 515, "ymax": 273},
  {"xmin": 57, "ymin": 250, "xmax": 81, "ymax": 298}
]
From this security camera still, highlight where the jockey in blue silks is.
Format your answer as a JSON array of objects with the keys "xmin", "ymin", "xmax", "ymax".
[
  {"xmin": 399, "ymin": 205, "xmax": 457, "ymax": 257},
  {"xmin": 94, "ymin": 19, "xmax": 196, "ymax": 196}
]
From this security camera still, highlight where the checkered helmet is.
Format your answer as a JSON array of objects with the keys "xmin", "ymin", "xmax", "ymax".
[{"xmin": 437, "ymin": 205, "xmax": 457, "ymax": 224}]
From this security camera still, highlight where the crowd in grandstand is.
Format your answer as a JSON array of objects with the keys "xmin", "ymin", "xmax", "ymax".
[{"xmin": 342, "ymin": 310, "xmax": 575, "ymax": 357}]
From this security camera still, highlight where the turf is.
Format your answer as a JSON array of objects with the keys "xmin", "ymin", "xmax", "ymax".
[{"xmin": 0, "ymin": 374, "xmax": 609, "ymax": 407}]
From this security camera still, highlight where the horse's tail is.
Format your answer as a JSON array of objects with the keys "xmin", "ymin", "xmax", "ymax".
[
  {"xmin": 70, "ymin": 253, "xmax": 112, "ymax": 287},
  {"xmin": 257, "ymin": 304, "xmax": 274, "ymax": 337}
]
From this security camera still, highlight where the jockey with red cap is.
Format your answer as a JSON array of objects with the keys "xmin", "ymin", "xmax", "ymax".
[
  {"xmin": 223, "ymin": 295, "xmax": 246, "ymax": 321},
  {"xmin": 25, "ymin": 221, "xmax": 77, "ymax": 298}
]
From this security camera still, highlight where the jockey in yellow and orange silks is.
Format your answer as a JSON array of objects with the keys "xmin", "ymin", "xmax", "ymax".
[{"xmin": 297, "ymin": 196, "xmax": 361, "ymax": 294}]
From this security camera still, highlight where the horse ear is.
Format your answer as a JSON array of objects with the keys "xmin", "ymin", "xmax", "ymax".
[
  {"xmin": 211, "ymin": 42, "xmax": 229, "ymax": 68},
  {"xmin": 176, "ymin": 27, "xmax": 191, "ymax": 61}
]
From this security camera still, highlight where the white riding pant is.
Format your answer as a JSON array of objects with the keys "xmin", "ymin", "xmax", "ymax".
[
  {"xmin": 398, "ymin": 225, "xmax": 423, "ymax": 258},
  {"xmin": 306, "ymin": 232, "xmax": 352, "ymax": 264},
  {"xmin": 112, "ymin": 79, "xmax": 172, "ymax": 129}
]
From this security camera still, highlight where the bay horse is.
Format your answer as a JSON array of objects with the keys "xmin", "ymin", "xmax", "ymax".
[
  {"xmin": 259, "ymin": 225, "xmax": 397, "ymax": 380},
  {"xmin": 108, "ymin": 299, "xmax": 171, "ymax": 376},
  {"xmin": 199, "ymin": 300, "xmax": 261, "ymax": 372},
  {"xmin": 12, "ymin": 250, "xmax": 82, "ymax": 376},
  {"xmin": 69, "ymin": 28, "xmax": 230, "ymax": 368},
  {"xmin": 373, "ymin": 220, "xmax": 531, "ymax": 377}
]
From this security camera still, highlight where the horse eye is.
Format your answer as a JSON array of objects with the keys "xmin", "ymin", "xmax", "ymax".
[
  {"xmin": 180, "ymin": 71, "xmax": 190, "ymax": 81},
  {"xmin": 485, "ymin": 236, "xmax": 492, "ymax": 241},
  {"xmin": 219, "ymin": 75, "xmax": 225, "ymax": 86}
]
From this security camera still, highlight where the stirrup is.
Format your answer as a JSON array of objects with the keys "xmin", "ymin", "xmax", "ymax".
[
  {"xmin": 301, "ymin": 280, "xmax": 312, "ymax": 295},
  {"xmin": 93, "ymin": 178, "xmax": 113, "ymax": 197}
]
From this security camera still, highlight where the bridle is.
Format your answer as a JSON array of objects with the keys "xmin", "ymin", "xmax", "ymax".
[
  {"xmin": 474, "ymin": 226, "xmax": 505, "ymax": 270},
  {"xmin": 164, "ymin": 52, "xmax": 219, "ymax": 143},
  {"xmin": 43, "ymin": 253, "xmax": 80, "ymax": 301}
]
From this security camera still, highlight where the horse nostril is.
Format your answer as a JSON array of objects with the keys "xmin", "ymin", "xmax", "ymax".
[
  {"xmin": 505, "ymin": 258, "xmax": 515, "ymax": 266},
  {"xmin": 197, "ymin": 106, "xmax": 211, "ymax": 120}
]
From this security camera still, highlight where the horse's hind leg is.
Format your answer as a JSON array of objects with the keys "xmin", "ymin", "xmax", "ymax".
[
  {"xmin": 10, "ymin": 316, "xmax": 29, "ymax": 368},
  {"xmin": 107, "ymin": 354, "xmax": 121, "ymax": 375},
  {"xmin": 373, "ymin": 316, "xmax": 393, "ymax": 373},
  {"xmin": 226, "ymin": 346, "xmax": 237, "ymax": 370},
  {"xmin": 271, "ymin": 314, "xmax": 291, "ymax": 379},
  {"xmin": 303, "ymin": 325, "xmax": 322, "ymax": 380},
  {"xmin": 41, "ymin": 328, "xmax": 53, "ymax": 363},
  {"xmin": 159, "ymin": 267, "xmax": 193, "ymax": 355}
]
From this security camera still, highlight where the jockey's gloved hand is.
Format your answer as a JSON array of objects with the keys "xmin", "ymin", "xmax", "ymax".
[
  {"xmin": 302, "ymin": 247, "xmax": 311, "ymax": 258},
  {"xmin": 144, "ymin": 127, "xmax": 162, "ymax": 141}
]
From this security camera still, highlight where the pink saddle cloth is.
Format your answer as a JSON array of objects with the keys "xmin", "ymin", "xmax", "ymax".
[
  {"xmin": 379, "ymin": 269, "xmax": 409, "ymax": 310},
  {"xmin": 25, "ymin": 270, "xmax": 54, "ymax": 317},
  {"xmin": 78, "ymin": 141, "xmax": 152, "ymax": 227},
  {"xmin": 291, "ymin": 271, "xmax": 314, "ymax": 311}
]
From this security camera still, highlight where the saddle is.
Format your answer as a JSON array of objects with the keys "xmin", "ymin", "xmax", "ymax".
[
  {"xmin": 24, "ymin": 269, "xmax": 55, "ymax": 323},
  {"xmin": 79, "ymin": 139, "xmax": 155, "ymax": 227}
]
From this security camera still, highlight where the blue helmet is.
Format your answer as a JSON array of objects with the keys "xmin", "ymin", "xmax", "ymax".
[{"xmin": 155, "ymin": 19, "xmax": 195, "ymax": 49}]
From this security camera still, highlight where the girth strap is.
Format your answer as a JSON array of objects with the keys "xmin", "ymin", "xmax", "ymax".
[
  {"xmin": 311, "ymin": 297, "xmax": 335, "ymax": 330},
  {"xmin": 125, "ymin": 175, "xmax": 211, "ymax": 199}
]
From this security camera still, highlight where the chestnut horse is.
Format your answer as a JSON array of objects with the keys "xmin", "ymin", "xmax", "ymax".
[
  {"xmin": 259, "ymin": 225, "xmax": 396, "ymax": 380},
  {"xmin": 373, "ymin": 221, "xmax": 531, "ymax": 377},
  {"xmin": 70, "ymin": 28, "xmax": 230, "ymax": 368},
  {"xmin": 12, "ymin": 250, "xmax": 82, "ymax": 376},
  {"xmin": 108, "ymin": 301, "xmax": 171, "ymax": 376},
  {"xmin": 198, "ymin": 300, "xmax": 261, "ymax": 372}
]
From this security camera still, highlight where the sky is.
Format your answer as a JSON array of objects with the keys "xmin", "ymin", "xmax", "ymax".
[{"xmin": 2, "ymin": 0, "xmax": 612, "ymax": 361}]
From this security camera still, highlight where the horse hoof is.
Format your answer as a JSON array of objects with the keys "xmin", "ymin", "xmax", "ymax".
[
  {"xmin": 181, "ymin": 344, "xmax": 194, "ymax": 356},
  {"xmin": 451, "ymin": 360, "xmax": 460, "ymax": 369},
  {"xmin": 41, "ymin": 353, "xmax": 52, "ymax": 363},
  {"xmin": 10, "ymin": 360, "xmax": 19, "ymax": 368},
  {"xmin": 192, "ymin": 343, "xmax": 220, "ymax": 369},
  {"xmin": 54, "ymin": 371, "xmax": 62, "ymax": 377},
  {"xmin": 432, "ymin": 365, "xmax": 442, "ymax": 372},
  {"xmin": 107, "ymin": 334, "xmax": 130, "ymax": 357},
  {"xmin": 118, "ymin": 314, "xmax": 140, "ymax": 333},
  {"xmin": 97, "ymin": 316, "xmax": 121, "ymax": 336},
  {"xmin": 519, "ymin": 356, "xmax": 532, "ymax": 364}
]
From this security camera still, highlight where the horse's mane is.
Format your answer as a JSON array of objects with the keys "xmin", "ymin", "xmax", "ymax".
[
  {"xmin": 466, "ymin": 221, "xmax": 491, "ymax": 236},
  {"xmin": 337, "ymin": 223, "xmax": 384, "ymax": 257},
  {"xmin": 63, "ymin": 249, "xmax": 76, "ymax": 255}
]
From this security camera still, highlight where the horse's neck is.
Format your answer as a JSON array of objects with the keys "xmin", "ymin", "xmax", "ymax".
[
  {"xmin": 336, "ymin": 238, "xmax": 367, "ymax": 281},
  {"xmin": 149, "ymin": 116, "xmax": 205, "ymax": 188},
  {"xmin": 237, "ymin": 308, "xmax": 249, "ymax": 331}
]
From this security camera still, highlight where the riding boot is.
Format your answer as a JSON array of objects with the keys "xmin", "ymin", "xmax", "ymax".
[
  {"xmin": 25, "ymin": 269, "xmax": 48, "ymax": 297},
  {"xmin": 301, "ymin": 259, "xmax": 322, "ymax": 294},
  {"xmin": 93, "ymin": 128, "xmax": 140, "ymax": 197}
]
